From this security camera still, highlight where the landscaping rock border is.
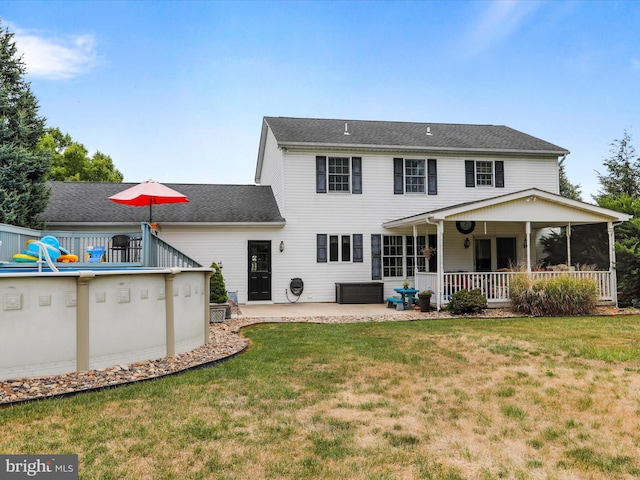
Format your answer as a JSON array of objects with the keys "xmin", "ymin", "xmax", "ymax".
[{"xmin": 0, "ymin": 306, "xmax": 632, "ymax": 406}]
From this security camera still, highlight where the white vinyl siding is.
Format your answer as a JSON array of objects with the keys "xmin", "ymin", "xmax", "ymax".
[{"xmin": 254, "ymin": 145, "xmax": 561, "ymax": 302}]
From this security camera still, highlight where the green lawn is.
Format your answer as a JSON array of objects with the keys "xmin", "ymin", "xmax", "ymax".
[{"xmin": 2, "ymin": 315, "xmax": 640, "ymax": 479}]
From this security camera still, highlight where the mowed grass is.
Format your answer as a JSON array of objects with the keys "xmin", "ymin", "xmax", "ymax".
[{"xmin": 3, "ymin": 315, "xmax": 640, "ymax": 479}]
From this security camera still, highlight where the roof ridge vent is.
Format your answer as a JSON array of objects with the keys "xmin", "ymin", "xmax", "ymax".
[
  {"xmin": 426, "ymin": 127, "xmax": 432, "ymax": 136},
  {"xmin": 344, "ymin": 122, "xmax": 350, "ymax": 135}
]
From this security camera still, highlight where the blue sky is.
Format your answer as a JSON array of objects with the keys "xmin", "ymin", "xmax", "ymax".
[{"xmin": 1, "ymin": 0, "xmax": 639, "ymax": 201}]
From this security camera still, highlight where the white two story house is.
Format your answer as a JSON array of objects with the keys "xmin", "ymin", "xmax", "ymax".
[
  {"xmin": 253, "ymin": 117, "xmax": 630, "ymax": 308},
  {"xmin": 39, "ymin": 116, "xmax": 631, "ymax": 307}
]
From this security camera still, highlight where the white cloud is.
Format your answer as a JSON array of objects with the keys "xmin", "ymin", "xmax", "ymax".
[
  {"xmin": 464, "ymin": 0, "xmax": 540, "ymax": 56},
  {"xmin": 632, "ymin": 58, "xmax": 640, "ymax": 70},
  {"xmin": 12, "ymin": 27, "xmax": 97, "ymax": 80}
]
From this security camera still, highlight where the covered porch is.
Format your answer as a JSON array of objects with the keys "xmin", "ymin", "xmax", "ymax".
[{"xmin": 383, "ymin": 189, "xmax": 632, "ymax": 310}]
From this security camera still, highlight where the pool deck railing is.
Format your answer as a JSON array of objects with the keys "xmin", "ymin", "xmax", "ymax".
[{"xmin": 0, "ymin": 222, "xmax": 201, "ymax": 268}]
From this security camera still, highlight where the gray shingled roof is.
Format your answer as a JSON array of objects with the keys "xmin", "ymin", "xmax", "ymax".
[
  {"xmin": 39, "ymin": 182, "xmax": 285, "ymax": 225},
  {"xmin": 263, "ymin": 117, "xmax": 569, "ymax": 154}
]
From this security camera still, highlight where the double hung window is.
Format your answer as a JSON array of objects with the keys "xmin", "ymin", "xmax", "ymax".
[
  {"xmin": 328, "ymin": 157, "xmax": 350, "ymax": 192},
  {"xmin": 383, "ymin": 235, "xmax": 403, "ymax": 277},
  {"xmin": 406, "ymin": 235, "xmax": 426, "ymax": 277},
  {"xmin": 317, "ymin": 234, "xmax": 363, "ymax": 263},
  {"xmin": 394, "ymin": 158, "xmax": 437, "ymax": 194},
  {"xmin": 476, "ymin": 161, "xmax": 493, "ymax": 186},
  {"xmin": 329, "ymin": 235, "xmax": 351, "ymax": 262},
  {"xmin": 405, "ymin": 159, "xmax": 426, "ymax": 193},
  {"xmin": 465, "ymin": 160, "xmax": 505, "ymax": 188},
  {"xmin": 316, "ymin": 156, "xmax": 362, "ymax": 194}
]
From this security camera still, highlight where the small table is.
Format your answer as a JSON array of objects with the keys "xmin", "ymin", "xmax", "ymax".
[{"xmin": 394, "ymin": 287, "xmax": 419, "ymax": 306}]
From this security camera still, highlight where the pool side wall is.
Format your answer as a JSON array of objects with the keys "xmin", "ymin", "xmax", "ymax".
[{"xmin": 0, "ymin": 269, "xmax": 209, "ymax": 380}]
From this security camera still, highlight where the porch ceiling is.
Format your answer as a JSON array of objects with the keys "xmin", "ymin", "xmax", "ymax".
[{"xmin": 382, "ymin": 188, "xmax": 632, "ymax": 229}]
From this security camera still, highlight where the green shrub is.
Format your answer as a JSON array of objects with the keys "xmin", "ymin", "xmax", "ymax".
[
  {"xmin": 209, "ymin": 263, "xmax": 228, "ymax": 303},
  {"xmin": 509, "ymin": 273, "xmax": 598, "ymax": 316},
  {"xmin": 446, "ymin": 288, "xmax": 487, "ymax": 314}
]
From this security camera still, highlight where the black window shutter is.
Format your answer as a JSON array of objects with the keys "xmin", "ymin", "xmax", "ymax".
[
  {"xmin": 393, "ymin": 158, "xmax": 404, "ymax": 194},
  {"xmin": 316, "ymin": 156, "xmax": 327, "ymax": 193},
  {"xmin": 465, "ymin": 160, "xmax": 475, "ymax": 187},
  {"xmin": 371, "ymin": 234, "xmax": 382, "ymax": 280},
  {"xmin": 353, "ymin": 234, "xmax": 363, "ymax": 262},
  {"xmin": 495, "ymin": 160, "xmax": 504, "ymax": 188},
  {"xmin": 428, "ymin": 158, "xmax": 437, "ymax": 195},
  {"xmin": 352, "ymin": 157, "xmax": 362, "ymax": 194},
  {"xmin": 317, "ymin": 234, "xmax": 327, "ymax": 263}
]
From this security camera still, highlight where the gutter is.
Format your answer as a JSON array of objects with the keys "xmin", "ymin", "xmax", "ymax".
[{"xmin": 279, "ymin": 142, "xmax": 570, "ymax": 157}]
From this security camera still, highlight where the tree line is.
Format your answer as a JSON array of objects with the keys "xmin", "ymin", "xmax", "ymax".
[
  {"xmin": 0, "ymin": 21, "xmax": 122, "ymax": 228},
  {"xmin": 546, "ymin": 130, "xmax": 640, "ymax": 306}
]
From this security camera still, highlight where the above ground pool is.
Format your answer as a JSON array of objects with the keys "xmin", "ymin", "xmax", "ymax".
[{"xmin": 0, "ymin": 266, "xmax": 211, "ymax": 380}]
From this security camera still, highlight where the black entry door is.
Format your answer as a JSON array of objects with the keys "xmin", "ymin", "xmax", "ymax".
[
  {"xmin": 497, "ymin": 237, "xmax": 517, "ymax": 270},
  {"xmin": 248, "ymin": 241, "xmax": 271, "ymax": 301}
]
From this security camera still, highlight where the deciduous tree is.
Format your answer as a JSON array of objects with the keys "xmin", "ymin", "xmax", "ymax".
[{"xmin": 38, "ymin": 127, "xmax": 123, "ymax": 182}]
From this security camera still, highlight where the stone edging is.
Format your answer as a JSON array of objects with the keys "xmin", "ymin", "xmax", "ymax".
[{"xmin": 1, "ymin": 307, "xmax": 633, "ymax": 407}]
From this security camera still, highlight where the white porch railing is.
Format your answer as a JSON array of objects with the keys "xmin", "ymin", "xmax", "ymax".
[{"xmin": 415, "ymin": 270, "xmax": 614, "ymax": 306}]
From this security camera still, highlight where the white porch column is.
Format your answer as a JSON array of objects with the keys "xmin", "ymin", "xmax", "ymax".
[
  {"xmin": 525, "ymin": 221, "xmax": 532, "ymax": 273},
  {"xmin": 608, "ymin": 221, "xmax": 618, "ymax": 307},
  {"xmin": 566, "ymin": 223, "xmax": 572, "ymax": 267},
  {"xmin": 412, "ymin": 224, "xmax": 418, "ymax": 275},
  {"xmin": 437, "ymin": 220, "xmax": 444, "ymax": 311}
]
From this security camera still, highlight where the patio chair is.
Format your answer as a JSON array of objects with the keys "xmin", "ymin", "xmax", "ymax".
[
  {"xmin": 110, "ymin": 235, "xmax": 130, "ymax": 262},
  {"xmin": 86, "ymin": 246, "xmax": 106, "ymax": 263}
]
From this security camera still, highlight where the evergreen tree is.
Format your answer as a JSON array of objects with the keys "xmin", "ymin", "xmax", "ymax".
[
  {"xmin": 593, "ymin": 132, "xmax": 640, "ymax": 306},
  {"xmin": 38, "ymin": 127, "xmax": 124, "ymax": 182},
  {"xmin": 209, "ymin": 263, "xmax": 228, "ymax": 303},
  {"xmin": 0, "ymin": 22, "xmax": 50, "ymax": 228},
  {"xmin": 558, "ymin": 156, "xmax": 582, "ymax": 201},
  {"xmin": 594, "ymin": 130, "xmax": 640, "ymax": 200},
  {"xmin": 597, "ymin": 195, "xmax": 640, "ymax": 305},
  {"xmin": 542, "ymin": 131, "xmax": 640, "ymax": 306}
]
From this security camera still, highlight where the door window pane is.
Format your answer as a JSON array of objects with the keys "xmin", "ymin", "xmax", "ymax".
[
  {"xmin": 496, "ymin": 237, "xmax": 517, "ymax": 270},
  {"xmin": 475, "ymin": 238, "xmax": 492, "ymax": 272}
]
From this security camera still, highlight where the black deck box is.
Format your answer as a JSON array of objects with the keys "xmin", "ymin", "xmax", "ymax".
[{"xmin": 335, "ymin": 282, "xmax": 384, "ymax": 304}]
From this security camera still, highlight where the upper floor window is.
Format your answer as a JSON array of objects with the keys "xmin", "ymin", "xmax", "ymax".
[
  {"xmin": 316, "ymin": 156, "xmax": 362, "ymax": 194},
  {"xmin": 465, "ymin": 160, "xmax": 504, "ymax": 188},
  {"xmin": 394, "ymin": 158, "xmax": 437, "ymax": 195},
  {"xmin": 328, "ymin": 157, "xmax": 350, "ymax": 192},
  {"xmin": 476, "ymin": 161, "xmax": 493, "ymax": 186},
  {"xmin": 405, "ymin": 159, "xmax": 425, "ymax": 193}
]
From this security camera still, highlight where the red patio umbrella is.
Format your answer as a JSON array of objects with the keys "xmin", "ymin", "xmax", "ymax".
[{"xmin": 108, "ymin": 179, "xmax": 189, "ymax": 223}]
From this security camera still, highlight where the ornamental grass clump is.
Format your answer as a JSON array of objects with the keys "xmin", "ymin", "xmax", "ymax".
[{"xmin": 509, "ymin": 273, "xmax": 598, "ymax": 316}]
